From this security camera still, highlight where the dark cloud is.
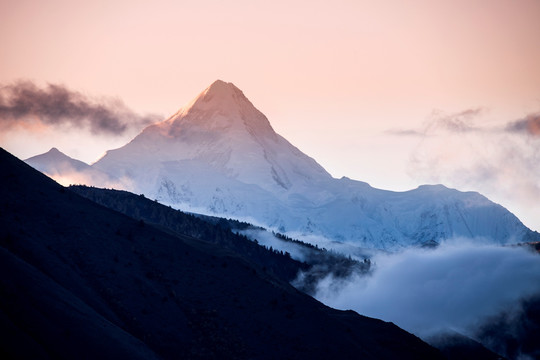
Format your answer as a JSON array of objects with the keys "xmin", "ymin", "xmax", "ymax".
[
  {"xmin": 506, "ymin": 113, "xmax": 540, "ymax": 137},
  {"xmin": 0, "ymin": 81, "xmax": 161, "ymax": 135}
]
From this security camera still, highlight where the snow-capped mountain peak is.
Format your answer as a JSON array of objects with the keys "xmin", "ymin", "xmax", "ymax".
[
  {"xmin": 26, "ymin": 147, "xmax": 117, "ymax": 188},
  {"xmin": 93, "ymin": 80, "xmax": 331, "ymax": 194},
  {"xmin": 26, "ymin": 147, "xmax": 90, "ymax": 174},
  {"xmin": 26, "ymin": 81, "xmax": 539, "ymax": 250},
  {"xmin": 164, "ymin": 80, "xmax": 276, "ymax": 140}
]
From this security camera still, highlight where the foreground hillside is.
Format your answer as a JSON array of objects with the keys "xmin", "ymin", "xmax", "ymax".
[
  {"xmin": 69, "ymin": 185, "xmax": 368, "ymax": 292},
  {"xmin": 0, "ymin": 147, "xmax": 443, "ymax": 359}
]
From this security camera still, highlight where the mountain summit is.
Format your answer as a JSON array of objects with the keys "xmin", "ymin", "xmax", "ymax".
[
  {"xmin": 94, "ymin": 80, "xmax": 331, "ymax": 194},
  {"xmin": 165, "ymin": 80, "xmax": 276, "ymax": 139},
  {"xmin": 27, "ymin": 81, "xmax": 539, "ymax": 250}
]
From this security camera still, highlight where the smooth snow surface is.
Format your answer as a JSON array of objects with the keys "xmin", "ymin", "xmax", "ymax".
[
  {"xmin": 28, "ymin": 81, "xmax": 536, "ymax": 250},
  {"xmin": 26, "ymin": 147, "xmax": 117, "ymax": 187}
]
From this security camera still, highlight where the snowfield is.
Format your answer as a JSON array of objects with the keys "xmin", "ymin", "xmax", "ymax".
[{"xmin": 27, "ymin": 80, "xmax": 538, "ymax": 250}]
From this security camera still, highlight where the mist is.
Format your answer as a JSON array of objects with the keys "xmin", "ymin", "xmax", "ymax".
[
  {"xmin": 47, "ymin": 166, "xmax": 134, "ymax": 191},
  {"xmin": 239, "ymin": 229, "xmax": 310, "ymax": 261},
  {"xmin": 311, "ymin": 239, "xmax": 540, "ymax": 340},
  {"xmin": 25, "ymin": 156, "xmax": 134, "ymax": 191}
]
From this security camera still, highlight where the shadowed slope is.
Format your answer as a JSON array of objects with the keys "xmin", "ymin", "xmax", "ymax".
[{"xmin": 0, "ymin": 147, "xmax": 443, "ymax": 359}]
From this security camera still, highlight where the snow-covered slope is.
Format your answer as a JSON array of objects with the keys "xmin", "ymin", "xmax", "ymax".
[
  {"xmin": 28, "ymin": 81, "xmax": 538, "ymax": 250},
  {"xmin": 300, "ymin": 179, "xmax": 531, "ymax": 249},
  {"xmin": 94, "ymin": 80, "xmax": 331, "ymax": 195},
  {"xmin": 26, "ymin": 147, "xmax": 89, "ymax": 174},
  {"xmin": 25, "ymin": 147, "xmax": 114, "ymax": 187}
]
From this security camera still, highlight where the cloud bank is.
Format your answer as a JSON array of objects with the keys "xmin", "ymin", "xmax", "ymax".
[
  {"xmin": 312, "ymin": 240, "xmax": 540, "ymax": 340},
  {"xmin": 0, "ymin": 81, "xmax": 160, "ymax": 135}
]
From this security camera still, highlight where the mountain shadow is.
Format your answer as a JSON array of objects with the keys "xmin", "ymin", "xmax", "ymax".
[
  {"xmin": 0, "ymin": 147, "xmax": 444, "ymax": 359},
  {"xmin": 69, "ymin": 184, "xmax": 370, "ymax": 292},
  {"xmin": 69, "ymin": 185, "xmax": 309, "ymax": 283}
]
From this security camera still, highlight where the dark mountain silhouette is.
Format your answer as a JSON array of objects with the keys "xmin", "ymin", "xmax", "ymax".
[
  {"xmin": 473, "ymin": 294, "xmax": 540, "ymax": 360},
  {"xmin": 69, "ymin": 185, "xmax": 310, "ymax": 283},
  {"xmin": 0, "ymin": 147, "xmax": 444, "ymax": 359},
  {"xmin": 69, "ymin": 185, "xmax": 369, "ymax": 290},
  {"xmin": 426, "ymin": 332, "xmax": 505, "ymax": 360},
  {"xmin": 72, "ymin": 180, "xmax": 540, "ymax": 360}
]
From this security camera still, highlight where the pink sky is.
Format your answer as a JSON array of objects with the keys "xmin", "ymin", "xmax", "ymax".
[{"xmin": 1, "ymin": 0, "xmax": 540, "ymax": 230}]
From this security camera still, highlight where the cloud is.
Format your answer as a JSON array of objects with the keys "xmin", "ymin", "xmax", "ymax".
[
  {"xmin": 506, "ymin": 113, "xmax": 540, "ymax": 137},
  {"xmin": 386, "ymin": 107, "xmax": 484, "ymax": 137},
  {"xmin": 239, "ymin": 229, "xmax": 310, "ymax": 262},
  {"xmin": 47, "ymin": 168, "xmax": 134, "ymax": 190},
  {"xmin": 390, "ymin": 108, "xmax": 540, "ymax": 140},
  {"xmin": 405, "ymin": 107, "xmax": 540, "ymax": 231},
  {"xmin": 25, "ymin": 155, "xmax": 134, "ymax": 190},
  {"xmin": 384, "ymin": 129, "xmax": 425, "ymax": 136},
  {"xmin": 0, "ymin": 81, "xmax": 161, "ymax": 135},
  {"xmin": 310, "ymin": 240, "xmax": 540, "ymax": 342},
  {"xmin": 427, "ymin": 107, "xmax": 484, "ymax": 133}
]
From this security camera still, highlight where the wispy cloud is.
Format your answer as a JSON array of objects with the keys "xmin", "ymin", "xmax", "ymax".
[
  {"xmin": 0, "ymin": 81, "xmax": 161, "ymax": 135},
  {"xmin": 405, "ymin": 107, "xmax": 540, "ymax": 231},
  {"xmin": 428, "ymin": 107, "xmax": 484, "ymax": 133},
  {"xmin": 386, "ymin": 107, "xmax": 485, "ymax": 137},
  {"xmin": 389, "ymin": 108, "xmax": 540, "ymax": 140},
  {"xmin": 384, "ymin": 129, "xmax": 425, "ymax": 136}
]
